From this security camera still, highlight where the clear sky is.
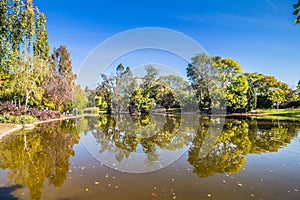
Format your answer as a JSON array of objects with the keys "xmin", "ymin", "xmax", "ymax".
[{"xmin": 35, "ymin": 0, "xmax": 300, "ymax": 88}]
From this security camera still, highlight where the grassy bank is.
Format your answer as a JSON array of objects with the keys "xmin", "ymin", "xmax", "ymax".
[{"xmin": 250, "ymin": 109, "xmax": 300, "ymax": 121}]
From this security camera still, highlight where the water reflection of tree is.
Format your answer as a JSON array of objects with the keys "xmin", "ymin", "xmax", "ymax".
[
  {"xmin": 0, "ymin": 120, "xmax": 80, "ymax": 200},
  {"xmin": 188, "ymin": 118, "xmax": 300, "ymax": 178},
  {"xmin": 93, "ymin": 114, "xmax": 191, "ymax": 163}
]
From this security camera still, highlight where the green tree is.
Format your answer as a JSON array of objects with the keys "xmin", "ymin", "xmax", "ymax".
[
  {"xmin": 129, "ymin": 88, "xmax": 156, "ymax": 114},
  {"xmin": 73, "ymin": 85, "xmax": 88, "ymax": 112},
  {"xmin": 187, "ymin": 53, "xmax": 214, "ymax": 110},
  {"xmin": 214, "ymin": 57, "xmax": 242, "ymax": 87},
  {"xmin": 8, "ymin": 54, "xmax": 48, "ymax": 109},
  {"xmin": 293, "ymin": 0, "xmax": 300, "ymax": 24},
  {"xmin": 33, "ymin": 13, "xmax": 50, "ymax": 61},
  {"xmin": 226, "ymin": 74, "xmax": 249, "ymax": 113},
  {"xmin": 96, "ymin": 74, "xmax": 114, "ymax": 114}
]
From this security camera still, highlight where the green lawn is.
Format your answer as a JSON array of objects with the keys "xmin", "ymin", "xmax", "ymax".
[{"xmin": 251, "ymin": 109, "xmax": 300, "ymax": 121}]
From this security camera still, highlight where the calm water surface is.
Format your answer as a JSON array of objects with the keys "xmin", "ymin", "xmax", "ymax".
[{"xmin": 0, "ymin": 115, "xmax": 299, "ymax": 200}]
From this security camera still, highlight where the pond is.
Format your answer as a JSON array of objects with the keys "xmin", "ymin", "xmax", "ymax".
[{"xmin": 0, "ymin": 114, "xmax": 300, "ymax": 200}]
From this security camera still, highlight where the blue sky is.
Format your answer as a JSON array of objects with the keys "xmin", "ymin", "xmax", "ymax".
[{"xmin": 36, "ymin": 0, "xmax": 299, "ymax": 88}]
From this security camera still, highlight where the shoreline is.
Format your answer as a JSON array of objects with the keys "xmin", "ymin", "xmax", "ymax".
[
  {"xmin": 0, "ymin": 114, "xmax": 90, "ymax": 140},
  {"xmin": 1, "ymin": 110, "xmax": 299, "ymax": 140}
]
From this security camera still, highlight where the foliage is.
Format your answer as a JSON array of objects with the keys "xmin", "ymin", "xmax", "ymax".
[
  {"xmin": 226, "ymin": 74, "xmax": 249, "ymax": 113},
  {"xmin": 44, "ymin": 46, "xmax": 76, "ymax": 110},
  {"xmin": 73, "ymin": 85, "xmax": 88, "ymax": 112},
  {"xmin": 293, "ymin": 0, "xmax": 300, "ymax": 24},
  {"xmin": 8, "ymin": 53, "xmax": 48, "ymax": 109},
  {"xmin": 186, "ymin": 54, "xmax": 214, "ymax": 110},
  {"xmin": 0, "ymin": 102, "xmax": 61, "ymax": 121},
  {"xmin": 0, "ymin": 113, "xmax": 37, "ymax": 124}
]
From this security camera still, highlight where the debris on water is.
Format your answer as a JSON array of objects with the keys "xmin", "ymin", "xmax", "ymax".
[
  {"xmin": 152, "ymin": 192, "xmax": 157, "ymax": 197},
  {"xmin": 171, "ymin": 178, "xmax": 175, "ymax": 181},
  {"xmin": 238, "ymin": 183, "xmax": 243, "ymax": 187},
  {"xmin": 112, "ymin": 176, "xmax": 116, "ymax": 179},
  {"xmin": 154, "ymin": 187, "xmax": 157, "ymax": 190},
  {"xmin": 115, "ymin": 185, "xmax": 119, "ymax": 189},
  {"xmin": 105, "ymin": 174, "xmax": 109, "ymax": 178},
  {"xmin": 68, "ymin": 169, "xmax": 72, "ymax": 173},
  {"xmin": 250, "ymin": 194, "xmax": 255, "ymax": 197},
  {"xmin": 81, "ymin": 167, "xmax": 85, "ymax": 170},
  {"xmin": 207, "ymin": 193, "xmax": 212, "ymax": 198},
  {"xmin": 294, "ymin": 188, "xmax": 298, "ymax": 192},
  {"xmin": 85, "ymin": 188, "xmax": 89, "ymax": 192},
  {"xmin": 95, "ymin": 181, "xmax": 99, "ymax": 185}
]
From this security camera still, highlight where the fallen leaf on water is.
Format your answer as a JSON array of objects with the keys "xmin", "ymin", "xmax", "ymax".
[
  {"xmin": 207, "ymin": 193, "xmax": 211, "ymax": 198},
  {"xmin": 152, "ymin": 192, "xmax": 157, "ymax": 197},
  {"xmin": 85, "ymin": 188, "xmax": 89, "ymax": 192}
]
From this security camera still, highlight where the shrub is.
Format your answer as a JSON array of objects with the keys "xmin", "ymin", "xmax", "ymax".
[
  {"xmin": 0, "ymin": 114, "xmax": 37, "ymax": 124},
  {"xmin": 0, "ymin": 102, "xmax": 62, "ymax": 121}
]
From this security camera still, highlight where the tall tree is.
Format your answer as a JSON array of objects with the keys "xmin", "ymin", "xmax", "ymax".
[
  {"xmin": 33, "ymin": 13, "xmax": 50, "ymax": 61},
  {"xmin": 96, "ymin": 74, "xmax": 114, "ymax": 114},
  {"xmin": 187, "ymin": 53, "xmax": 214, "ymax": 110},
  {"xmin": 9, "ymin": 53, "xmax": 48, "ymax": 109},
  {"xmin": 44, "ymin": 46, "xmax": 76, "ymax": 110}
]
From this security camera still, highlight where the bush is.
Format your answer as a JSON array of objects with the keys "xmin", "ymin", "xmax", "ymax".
[
  {"xmin": 0, "ymin": 114, "xmax": 37, "ymax": 124},
  {"xmin": 0, "ymin": 102, "xmax": 62, "ymax": 121}
]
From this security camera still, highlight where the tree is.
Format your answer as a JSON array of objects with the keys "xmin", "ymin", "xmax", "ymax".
[
  {"xmin": 129, "ymin": 88, "xmax": 155, "ymax": 114},
  {"xmin": 226, "ymin": 74, "xmax": 249, "ymax": 113},
  {"xmin": 293, "ymin": 0, "xmax": 300, "ymax": 24},
  {"xmin": 33, "ymin": 13, "xmax": 50, "ymax": 61},
  {"xmin": 113, "ymin": 64, "xmax": 137, "ymax": 112},
  {"xmin": 44, "ymin": 46, "xmax": 76, "ymax": 110},
  {"xmin": 296, "ymin": 80, "xmax": 300, "ymax": 96},
  {"xmin": 246, "ymin": 86, "xmax": 257, "ymax": 111},
  {"xmin": 0, "ymin": 0, "xmax": 50, "ymax": 106},
  {"xmin": 8, "ymin": 54, "xmax": 48, "ymax": 109},
  {"xmin": 214, "ymin": 57, "xmax": 242, "ymax": 88},
  {"xmin": 187, "ymin": 53, "xmax": 214, "ymax": 110},
  {"xmin": 96, "ymin": 74, "xmax": 114, "ymax": 114},
  {"xmin": 73, "ymin": 85, "xmax": 88, "ymax": 112}
]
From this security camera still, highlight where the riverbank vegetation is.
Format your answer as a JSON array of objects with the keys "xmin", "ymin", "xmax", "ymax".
[
  {"xmin": 0, "ymin": 0, "xmax": 300, "ymax": 123},
  {"xmin": 0, "ymin": 0, "xmax": 86, "ymax": 122}
]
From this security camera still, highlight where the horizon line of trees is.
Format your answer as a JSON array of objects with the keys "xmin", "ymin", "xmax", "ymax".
[{"xmin": 93, "ymin": 54, "xmax": 300, "ymax": 114}]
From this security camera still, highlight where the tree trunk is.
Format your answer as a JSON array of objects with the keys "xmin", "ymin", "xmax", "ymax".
[{"xmin": 25, "ymin": 90, "xmax": 30, "ymax": 111}]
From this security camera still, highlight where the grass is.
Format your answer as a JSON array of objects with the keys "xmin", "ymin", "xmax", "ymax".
[
  {"xmin": 251, "ymin": 109, "xmax": 300, "ymax": 121},
  {"xmin": 253, "ymin": 109, "xmax": 300, "ymax": 116}
]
